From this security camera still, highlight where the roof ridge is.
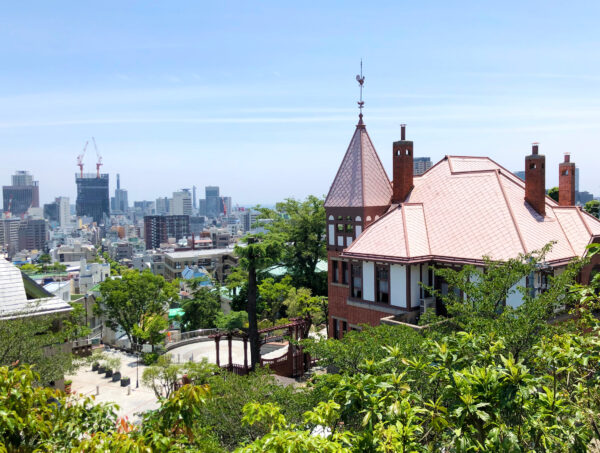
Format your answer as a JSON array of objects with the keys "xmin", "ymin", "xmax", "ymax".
[
  {"xmin": 324, "ymin": 127, "xmax": 361, "ymax": 206},
  {"xmin": 400, "ymin": 205, "xmax": 410, "ymax": 257},
  {"xmin": 575, "ymin": 206, "xmax": 593, "ymax": 236},
  {"xmin": 553, "ymin": 209, "xmax": 578, "ymax": 256},
  {"xmin": 495, "ymin": 170, "xmax": 527, "ymax": 254}
]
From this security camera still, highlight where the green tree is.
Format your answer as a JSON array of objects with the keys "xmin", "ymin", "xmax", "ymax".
[
  {"xmin": 425, "ymin": 243, "xmax": 589, "ymax": 361},
  {"xmin": 257, "ymin": 196, "xmax": 327, "ymax": 295},
  {"xmin": 96, "ymin": 269, "xmax": 177, "ymax": 347},
  {"xmin": 180, "ymin": 287, "xmax": 222, "ymax": 331},
  {"xmin": 133, "ymin": 313, "xmax": 169, "ymax": 351},
  {"xmin": 258, "ymin": 275, "xmax": 293, "ymax": 324},
  {"xmin": 284, "ymin": 287, "xmax": 328, "ymax": 336},
  {"xmin": 19, "ymin": 263, "xmax": 42, "ymax": 274},
  {"xmin": 547, "ymin": 186, "xmax": 559, "ymax": 202},
  {"xmin": 215, "ymin": 310, "xmax": 248, "ymax": 331},
  {"xmin": 0, "ymin": 365, "xmax": 118, "ymax": 451},
  {"xmin": 235, "ymin": 233, "xmax": 284, "ymax": 368},
  {"xmin": 37, "ymin": 253, "xmax": 51, "ymax": 264},
  {"xmin": 0, "ymin": 315, "xmax": 75, "ymax": 384},
  {"xmin": 584, "ymin": 199, "xmax": 600, "ymax": 218}
]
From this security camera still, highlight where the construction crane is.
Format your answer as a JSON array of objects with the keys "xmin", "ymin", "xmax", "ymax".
[
  {"xmin": 92, "ymin": 137, "xmax": 103, "ymax": 178},
  {"xmin": 77, "ymin": 141, "xmax": 89, "ymax": 178}
]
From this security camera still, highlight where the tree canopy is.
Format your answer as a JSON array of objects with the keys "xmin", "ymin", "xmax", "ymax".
[
  {"xmin": 257, "ymin": 196, "xmax": 327, "ymax": 295},
  {"xmin": 96, "ymin": 270, "xmax": 177, "ymax": 346}
]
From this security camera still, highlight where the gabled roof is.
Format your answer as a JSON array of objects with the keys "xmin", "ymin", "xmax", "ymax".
[
  {"xmin": 0, "ymin": 258, "xmax": 72, "ymax": 320},
  {"xmin": 343, "ymin": 156, "xmax": 600, "ymax": 265},
  {"xmin": 324, "ymin": 125, "xmax": 392, "ymax": 208}
]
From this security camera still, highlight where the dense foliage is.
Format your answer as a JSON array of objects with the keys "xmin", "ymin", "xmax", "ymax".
[
  {"xmin": 257, "ymin": 195, "xmax": 327, "ymax": 295},
  {"xmin": 96, "ymin": 269, "xmax": 178, "ymax": 346}
]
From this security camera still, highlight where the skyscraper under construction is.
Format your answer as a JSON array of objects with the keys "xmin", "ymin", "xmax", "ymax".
[{"xmin": 76, "ymin": 173, "xmax": 109, "ymax": 224}]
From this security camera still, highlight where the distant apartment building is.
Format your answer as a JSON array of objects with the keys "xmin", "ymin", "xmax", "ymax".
[
  {"xmin": 163, "ymin": 248, "xmax": 237, "ymax": 282},
  {"xmin": 0, "ymin": 218, "xmax": 21, "ymax": 254},
  {"xmin": 143, "ymin": 215, "xmax": 190, "ymax": 249},
  {"xmin": 3, "ymin": 171, "xmax": 40, "ymax": 216},
  {"xmin": 18, "ymin": 218, "xmax": 47, "ymax": 251},
  {"xmin": 110, "ymin": 174, "xmax": 129, "ymax": 213},
  {"xmin": 413, "ymin": 157, "xmax": 432, "ymax": 175},
  {"xmin": 155, "ymin": 197, "xmax": 170, "ymax": 215},
  {"xmin": 78, "ymin": 258, "xmax": 110, "ymax": 293},
  {"xmin": 76, "ymin": 173, "xmax": 110, "ymax": 224},
  {"xmin": 133, "ymin": 201, "xmax": 154, "ymax": 216},
  {"xmin": 108, "ymin": 240, "xmax": 134, "ymax": 261},
  {"xmin": 54, "ymin": 242, "xmax": 96, "ymax": 263},
  {"xmin": 514, "ymin": 170, "xmax": 525, "ymax": 181},
  {"xmin": 171, "ymin": 190, "xmax": 192, "ymax": 216}
]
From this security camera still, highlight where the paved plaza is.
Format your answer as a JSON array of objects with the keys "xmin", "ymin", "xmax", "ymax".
[
  {"xmin": 67, "ymin": 349, "xmax": 158, "ymax": 423},
  {"xmin": 67, "ymin": 340, "xmax": 289, "ymax": 422}
]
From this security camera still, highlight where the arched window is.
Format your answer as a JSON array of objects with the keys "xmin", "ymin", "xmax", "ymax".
[
  {"xmin": 328, "ymin": 215, "xmax": 334, "ymax": 221},
  {"xmin": 355, "ymin": 216, "xmax": 362, "ymax": 221}
]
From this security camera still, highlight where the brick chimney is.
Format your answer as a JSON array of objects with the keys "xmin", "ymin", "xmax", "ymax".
[
  {"xmin": 392, "ymin": 124, "xmax": 413, "ymax": 203},
  {"xmin": 558, "ymin": 153, "xmax": 576, "ymax": 206},
  {"xmin": 525, "ymin": 143, "xmax": 546, "ymax": 216}
]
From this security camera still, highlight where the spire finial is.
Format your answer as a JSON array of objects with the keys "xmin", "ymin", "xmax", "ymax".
[{"xmin": 356, "ymin": 59, "xmax": 365, "ymax": 126}]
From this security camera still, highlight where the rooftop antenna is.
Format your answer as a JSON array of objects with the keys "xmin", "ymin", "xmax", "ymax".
[{"xmin": 356, "ymin": 59, "xmax": 365, "ymax": 125}]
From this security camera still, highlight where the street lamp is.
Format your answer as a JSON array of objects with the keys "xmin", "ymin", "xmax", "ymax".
[{"xmin": 135, "ymin": 344, "xmax": 140, "ymax": 389}]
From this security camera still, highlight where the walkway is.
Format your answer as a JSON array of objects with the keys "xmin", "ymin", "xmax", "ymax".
[{"xmin": 66, "ymin": 349, "xmax": 158, "ymax": 423}]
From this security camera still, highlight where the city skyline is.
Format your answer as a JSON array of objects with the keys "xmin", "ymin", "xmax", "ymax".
[{"xmin": 2, "ymin": 1, "xmax": 600, "ymax": 204}]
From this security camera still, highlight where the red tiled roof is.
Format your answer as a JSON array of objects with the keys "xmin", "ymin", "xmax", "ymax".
[
  {"xmin": 343, "ymin": 156, "xmax": 600, "ymax": 265},
  {"xmin": 324, "ymin": 125, "xmax": 392, "ymax": 208}
]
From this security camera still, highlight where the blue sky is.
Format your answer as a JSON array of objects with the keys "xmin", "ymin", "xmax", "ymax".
[{"xmin": 2, "ymin": 1, "xmax": 599, "ymax": 205}]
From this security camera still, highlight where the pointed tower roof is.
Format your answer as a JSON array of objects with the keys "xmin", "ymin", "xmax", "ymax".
[{"xmin": 325, "ymin": 124, "xmax": 392, "ymax": 208}]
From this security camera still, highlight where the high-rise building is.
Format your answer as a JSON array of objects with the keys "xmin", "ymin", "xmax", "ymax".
[
  {"xmin": 171, "ymin": 190, "xmax": 192, "ymax": 216},
  {"xmin": 155, "ymin": 197, "xmax": 170, "ymax": 215},
  {"xmin": 43, "ymin": 202, "xmax": 59, "ymax": 223},
  {"xmin": 58, "ymin": 196, "xmax": 70, "ymax": 227},
  {"xmin": 205, "ymin": 186, "xmax": 220, "ymax": 217},
  {"xmin": 110, "ymin": 173, "xmax": 129, "ymax": 213},
  {"xmin": 3, "ymin": 171, "xmax": 40, "ymax": 216},
  {"xmin": 76, "ymin": 173, "xmax": 110, "ymax": 224},
  {"xmin": 143, "ymin": 215, "xmax": 190, "ymax": 249},
  {"xmin": 192, "ymin": 185, "xmax": 197, "ymax": 211},
  {"xmin": 198, "ymin": 199, "xmax": 207, "ymax": 216},
  {"xmin": 0, "ymin": 218, "xmax": 21, "ymax": 254},
  {"xmin": 413, "ymin": 157, "xmax": 432, "ymax": 176},
  {"xmin": 18, "ymin": 218, "xmax": 47, "ymax": 251}
]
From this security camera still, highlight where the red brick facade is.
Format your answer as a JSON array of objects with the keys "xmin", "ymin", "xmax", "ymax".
[
  {"xmin": 559, "ymin": 154, "xmax": 576, "ymax": 207},
  {"xmin": 525, "ymin": 143, "xmax": 546, "ymax": 216},
  {"xmin": 391, "ymin": 125, "xmax": 414, "ymax": 204}
]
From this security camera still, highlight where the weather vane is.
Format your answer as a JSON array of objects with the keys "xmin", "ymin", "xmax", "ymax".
[{"xmin": 356, "ymin": 59, "xmax": 365, "ymax": 123}]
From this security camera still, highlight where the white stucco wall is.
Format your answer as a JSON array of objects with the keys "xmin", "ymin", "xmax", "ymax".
[
  {"xmin": 363, "ymin": 261, "xmax": 375, "ymax": 302},
  {"xmin": 390, "ymin": 264, "xmax": 407, "ymax": 308},
  {"xmin": 410, "ymin": 264, "xmax": 420, "ymax": 308}
]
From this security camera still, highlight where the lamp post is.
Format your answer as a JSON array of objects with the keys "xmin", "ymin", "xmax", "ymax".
[{"xmin": 135, "ymin": 344, "xmax": 140, "ymax": 389}]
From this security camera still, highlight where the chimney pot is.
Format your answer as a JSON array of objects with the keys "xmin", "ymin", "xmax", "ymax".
[
  {"xmin": 532, "ymin": 143, "xmax": 539, "ymax": 155},
  {"xmin": 564, "ymin": 153, "xmax": 570, "ymax": 163},
  {"xmin": 400, "ymin": 124, "xmax": 406, "ymax": 140}
]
